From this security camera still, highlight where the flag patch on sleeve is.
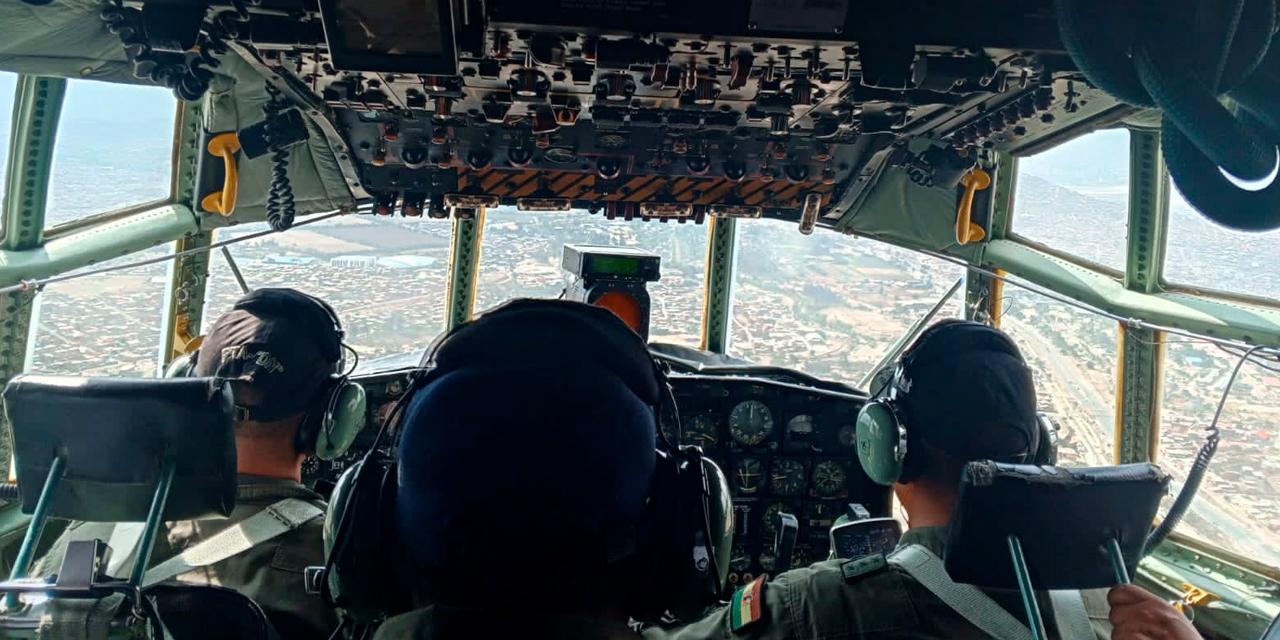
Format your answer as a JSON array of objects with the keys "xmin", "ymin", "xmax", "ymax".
[{"xmin": 729, "ymin": 575, "xmax": 765, "ymax": 632}]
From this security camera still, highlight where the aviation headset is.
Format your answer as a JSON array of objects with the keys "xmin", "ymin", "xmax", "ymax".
[
  {"xmin": 320, "ymin": 299, "xmax": 733, "ymax": 625},
  {"xmin": 164, "ymin": 288, "xmax": 367, "ymax": 461},
  {"xmin": 854, "ymin": 318, "xmax": 1056, "ymax": 486}
]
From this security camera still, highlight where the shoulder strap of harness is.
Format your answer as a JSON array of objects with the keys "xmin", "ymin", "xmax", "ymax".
[
  {"xmin": 888, "ymin": 544, "xmax": 1095, "ymax": 640},
  {"xmin": 142, "ymin": 498, "xmax": 324, "ymax": 587}
]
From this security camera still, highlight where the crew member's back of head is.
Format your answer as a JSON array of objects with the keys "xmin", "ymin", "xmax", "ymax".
[
  {"xmin": 338, "ymin": 298, "xmax": 732, "ymax": 630},
  {"xmin": 856, "ymin": 318, "xmax": 1048, "ymax": 519}
]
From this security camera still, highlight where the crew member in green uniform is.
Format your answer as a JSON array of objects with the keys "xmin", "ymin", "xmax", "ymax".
[
  {"xmin": 324, "ymin": 299, "xmax": 732, "ymax": 640},
  {"xmin": 37, "ymin": 288, "xmax": 357, "ymax": 640},
  {"xmin": 647, "ymin": 319, "xmax": 1201, "ymax": 640}
]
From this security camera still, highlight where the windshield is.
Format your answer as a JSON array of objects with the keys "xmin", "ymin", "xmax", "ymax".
[
  {"xmin": 206, "ymin": 216, "xmax": 452, "ymax": 360},
  {"xmin": 728, "ymin": 218, "xmax": 965, "ymax": 383},
  {"xmin": 476, "ymin": 208, "xmax": 708, "ymax": 346}
]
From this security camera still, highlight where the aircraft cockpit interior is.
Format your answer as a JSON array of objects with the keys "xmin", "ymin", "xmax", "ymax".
[{"xmin": 2, "ymin": 0, "xmax": 1280, "ymax": 638}]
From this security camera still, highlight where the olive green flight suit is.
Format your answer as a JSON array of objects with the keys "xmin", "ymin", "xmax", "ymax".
[
  {"xmin": 644, "ymin": 526, "xmax": 1113, "ymax": 640},
  {"xmin": 371, "ymin": 605, "xmax": 642, "ymax": 640},
  {"xmin": 34, "ymin": 474, "xmax": 338, "ymax": 640}
]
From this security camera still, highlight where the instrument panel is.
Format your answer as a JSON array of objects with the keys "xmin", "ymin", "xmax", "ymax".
[
  {"xmin": 321, "ymin": 364, "xmax": 887, "ymax": 590},
  {"xmin": 662, "ymin": 373, "xmax": 889, "ymax": 588}
]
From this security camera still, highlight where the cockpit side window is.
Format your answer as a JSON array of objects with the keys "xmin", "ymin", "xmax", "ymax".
[
  {"xmin": 0, "ymin": 72, "xmax": 16, "ymax": 238},
  {"xmin": 1011, "ymin": 129, "xmax": 1131, "ymax": 273},
  {"xmin": 44, "ymin": 79, "xmax": 176, "ymax": 233},
  {"xmin": 1160, "ymin": 341, "xmax": 1280, "ymax": 568}
]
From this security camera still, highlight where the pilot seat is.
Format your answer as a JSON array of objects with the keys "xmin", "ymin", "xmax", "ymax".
[{"xmin": 0, "ymin": 374, "xmax": 283, "ymax": 640}]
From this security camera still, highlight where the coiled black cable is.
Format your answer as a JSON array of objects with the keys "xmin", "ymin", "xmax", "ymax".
[
  {"xmin": 98, "ymin": 0, "xmax": 186, "ymax": 94},
  {"xmin": 0, "ymin": 481, "xmax": 17, "ymax": 502},
  {"xmin": 1054, "ymin": 0, "xmax": 1280, "ymax": 231},
  {"xmin": 1145, "ymin": 345, "xmax": 1264, "ymax": 552},
  {"xmin": 263, "ymin": 82, "xmax": 297, "ymax": 232},
  {"xmin": 175, "ymin": 0, "xmax": 250, "ymax": 102}
]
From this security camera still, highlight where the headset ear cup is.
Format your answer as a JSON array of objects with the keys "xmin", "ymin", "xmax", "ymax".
[
  {"xmin": 324, "ymin": 456, "xmax": 398, "ymax": 624},
  {"xmin": 314, "ymin": 380, "xmax": 367, "ymax": 462},
  {"xmin": 856, "ymin": 401, "xmax": 905, "ymax": 486},
  {"xmin": 164, "ymin": 351, "xmax": 198, "ymax": 379},
  {"xmin": 1031, "ymin": 413, "xmax": 1059, "ymax": 466}
]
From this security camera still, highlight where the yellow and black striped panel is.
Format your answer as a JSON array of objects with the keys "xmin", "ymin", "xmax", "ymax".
[{"xmin": 455, "ymin": 169, "xmax": 839, "ymax": 209}]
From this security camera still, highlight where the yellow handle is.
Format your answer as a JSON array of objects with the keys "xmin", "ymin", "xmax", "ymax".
[
  {"xmin": 200, "ymin": 132, "xmax": 242, "ymax": 216},
  {"xmin": 956, "ymin": 167, "xmax": 992, "ymax": 245}
]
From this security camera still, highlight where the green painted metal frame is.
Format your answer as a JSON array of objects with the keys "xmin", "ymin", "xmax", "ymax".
[
  {"xmin": 0, "ymin": 76, "xmax": 65, "ymax": 500},
  {"xmin": 158, "ymin": 99, "xmax": 212, "ymax": 372},
  {"xmin": 700, "ymin": 216, "xmax": 737, "ymax": 354},
  {"xmin": 445, "ymin": 211, "xmax": 485, "ymax": 331},
  {"xmin": 1116, "ymin": 129, "xmax": 1169, "ymax": 464},
  {"xmin": 1, "ymin": 76, "xmax": 64, "ymax": 252}
]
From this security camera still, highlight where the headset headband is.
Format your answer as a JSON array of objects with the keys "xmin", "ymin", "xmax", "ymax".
[{"xmin": 414, "ymin": 299, "xmax": 664, "ymax": 407}]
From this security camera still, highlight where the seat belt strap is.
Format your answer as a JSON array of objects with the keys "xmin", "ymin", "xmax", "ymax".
[
  {"xmin": 142, "ymin": 498, "xmax": 324, "ymax": 587},
  {"xmin": 1049, "ymin": 590, "xmax": 1094, "ymax": 640},
  {"xmin": 889, "ymin": 544, "xmax": 1033, "ymax": 640}
]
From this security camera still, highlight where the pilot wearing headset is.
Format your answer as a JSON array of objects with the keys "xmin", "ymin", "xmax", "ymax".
[
  {"xmin": 647, "ymin": 319, "xmax": 1201, "ymax": 640},
  {"xmin": 36, "ymin": 288, "xmax": 366, "ymax": 640},
  {"xmin": 318, "ymin": 299, "xmax": 733, "ymax": 639}
]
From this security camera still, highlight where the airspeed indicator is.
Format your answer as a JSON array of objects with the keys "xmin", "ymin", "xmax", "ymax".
[{"xmin": 729, "ymin": 400, "xmax": 774, "ymax": 446}]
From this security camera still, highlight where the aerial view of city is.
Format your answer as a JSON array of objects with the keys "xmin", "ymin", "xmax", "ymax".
[{"xmin": 4, "ymin": 74, "xmax": 1280, "ymax": 567}]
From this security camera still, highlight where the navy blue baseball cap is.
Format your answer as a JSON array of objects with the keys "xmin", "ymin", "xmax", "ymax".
[{"xmin": 897, "ymin": 320, "xmax": 1040, "ymax": 463}]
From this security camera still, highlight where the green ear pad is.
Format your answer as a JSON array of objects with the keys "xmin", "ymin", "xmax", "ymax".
[
  {"xmin": 315, "ymin": 382, "xmax": 368, "ymax": 461},
  {"xmin": 856, "ymin": 402, "xmax": 903, "ymax": 486},
  {"xmin": 164, "ymin": 352, "xmax": 196, "ymax": 378},
  {"xmin": 702, "ymin": 457, "xmax": 734, "ymax": 591}
]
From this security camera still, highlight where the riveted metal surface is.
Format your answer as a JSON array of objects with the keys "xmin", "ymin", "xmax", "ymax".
[
  {"xmin": 158, "ymin": 231, "xmax": 214, "ymax": 371},
  {"xmin": 445, "ymin": 211, "xmax": 486, "ymax": 331},
  {"xmin": 173, "ymin": 98, "xmax": 204, "ymax": 211},
  {"xmin": 987, "ymin": 152, "xmax": 1017, "ymax": 241},
  {"xmin": 700, "ymin": 216, "xmax": 737, "ymax": 353},
  {"xmin": 1125, "ymin": 130, "xmax": 1169, "ymax": 294},
  {"xmin": 964, "ymin": 267, "xmax": 1003, "ymax": 326},
  {"xmin": 0, "ymin": 288, "xmax": 38, "ymax": 471},
  {"xmin": 2, "ymin": 76, "xmax": 66, "ymax": 251},
  {"xmin": 1115, "ymin": 326, "xmax": 1163, "ymax": 464}
]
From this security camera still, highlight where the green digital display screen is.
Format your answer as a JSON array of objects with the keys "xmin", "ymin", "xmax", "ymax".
[{"xmin": 589, "ymin": 255, "xmax": 642, "ymax": 276}]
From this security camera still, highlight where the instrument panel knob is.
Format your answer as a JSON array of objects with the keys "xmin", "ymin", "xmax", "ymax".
[{"xmin": 597, "ymin": 157, "xmax": 623, "ymax": 180}]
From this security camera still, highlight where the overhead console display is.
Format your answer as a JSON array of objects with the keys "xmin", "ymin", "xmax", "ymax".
[{"xmin": 317, "ymin": 0, "xmax": 457, "ymax": 73}]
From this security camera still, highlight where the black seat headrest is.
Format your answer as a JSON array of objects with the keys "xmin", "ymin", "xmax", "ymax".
[
  {"xmin": 2, "ymin": 375, "xmax": 238, "ymax": 522},
  {"xmin": 945, "ymin": 461, "xmax": 1171, "ymax": 591}
]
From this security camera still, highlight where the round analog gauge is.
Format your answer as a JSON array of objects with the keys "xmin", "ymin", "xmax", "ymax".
[
  {"xmin": 683, "ymin": 414, "xmax": 718, "ymax": 446},
  {"xmin": 812, "ymin": 460, "xmax": 848, "ymax": 495},
  {"xmin": 734, "ymin": 458, "xmax": 764, "ymax": 495},
  {"xmin": 837, "ymin": 423, "xmax": 858, "ymax": 448},
  {"xmin": 771, "ymin": 459, "xmax": 807, "ymax": 496},
  {"xmin": 301, "ymin": 456, "xmax": 323, "ymax": 480},
  {"xmin": 787, "ymin": 414, "xmax": 815, "ymax": 434},
  {"xmin": 791, "ymin": 544, "xmax": 813, "ymax": 569},
  {"xmin": 762, "ymin": 502, "xmax": 790, "ymax": 537},
  {"xmin": 729, "ymin": 544, "xmax": 751, "ymax": 572},
  {"xmin": 729, "ymin": 400, "xmax": 774, "ymax": 446},
  {"xmin": 757, "ymin": 551, "xmax": 777, "ymax": 573}
]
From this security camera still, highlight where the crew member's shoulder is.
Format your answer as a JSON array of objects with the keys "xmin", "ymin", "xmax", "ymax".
[
  {"xmin": 719, "ymin": 555, "xmax": 919, "ymax": 639},
  {"xmin": 266, "ymin": 500, "xmax": 328, "ymax": 573}
]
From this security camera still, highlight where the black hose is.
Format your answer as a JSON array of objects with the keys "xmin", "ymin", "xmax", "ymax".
[
  {"xmin": 1054, "ymin": 0, "xmax": 1280, "ymax": 230},
  {"xmin": 0, "ymin": 482, "xmax": 17, "ymax": 502}
]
